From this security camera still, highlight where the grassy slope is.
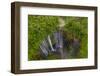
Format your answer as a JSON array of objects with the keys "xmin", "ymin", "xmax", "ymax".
[{"xmin": 28, "ymin": 15, "xmax": 59, "ymax": 60}]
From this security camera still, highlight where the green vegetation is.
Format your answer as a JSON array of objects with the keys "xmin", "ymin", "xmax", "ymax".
[
  {"xmin": 28, "ymin": 15, "xmax": 59, "ymax": 60},
  {"xmin": 28, "ymin": 15, "xmax": 88, "ymax": 60},
  {"xmin": 63, "ymin": 17, "xmax": 88, "ymax": 58}
]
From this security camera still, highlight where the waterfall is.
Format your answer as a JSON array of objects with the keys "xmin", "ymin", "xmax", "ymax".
[
  {"xmin": 40, "ymin": 40, "xmax": 49, "ymax": 56},
  {"xmin": 39, "ymin": 17, "xmax": 66, "ymax": 58},
  {"xmin": 47, "ymin": 35, "xmax": 55, "ymax": 52}
]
